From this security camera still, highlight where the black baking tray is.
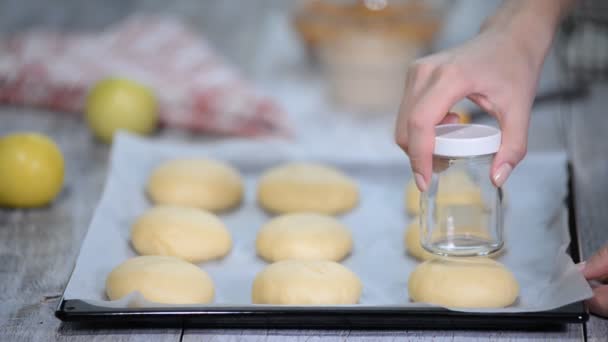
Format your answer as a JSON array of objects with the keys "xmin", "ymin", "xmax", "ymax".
[{"xmin": 55, "ymin": 165, "xmax": 588, "ymax": 329}]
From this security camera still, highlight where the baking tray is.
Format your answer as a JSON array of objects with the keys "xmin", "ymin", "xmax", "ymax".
[{"xmin": 55, "ymin": 164, "xmax": 588, "ymax": 329}]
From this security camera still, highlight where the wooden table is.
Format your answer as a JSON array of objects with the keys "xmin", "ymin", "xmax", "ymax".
[
  {"xmin": 1, "ymin": 86, "xmax": 607, "ymax": 342},
  {"xmin": 1, "ymin": 1, "xmax": 607, "ymax": 340}
]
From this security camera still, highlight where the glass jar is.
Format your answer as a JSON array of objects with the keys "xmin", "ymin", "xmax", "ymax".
[
  {"xmin": 420, "ymin": 124, "xmax": 503, "ymax": 257},
  {"xmin": 292, "ymin": 0, "xmax": 447, "ymax": 113}
]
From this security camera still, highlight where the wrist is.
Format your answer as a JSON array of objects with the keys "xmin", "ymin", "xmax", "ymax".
[
  {"xmin": 481, "ymin": 0, "xmax": 573, "ymax": 67},
  {"xmin": 482, "ymin": 0, "xmax": 573, "ymax": 32}
]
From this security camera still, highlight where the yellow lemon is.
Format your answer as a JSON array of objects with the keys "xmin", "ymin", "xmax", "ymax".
[
  {"xmin": 86, "ymin": 78, "xmax": 158, "ymax": 143},
  {"xmin": 452, "ymin": 107, "xmax": 472, "ymax": 124},
  {"xmin": 0, "ymin": 133, "xmax": 65, "ymax": 208},
  {"xmin": 458, "ymin": 112, "xmax": 472, "ymax": 124}
]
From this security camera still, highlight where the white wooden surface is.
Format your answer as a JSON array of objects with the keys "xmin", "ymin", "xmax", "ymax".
[
  {"xmin": 1, "ymin": 87, "xmax": 603, "ymax": 342},
  {"xmin": 1, "ymin": 1, "xmax": 607, "ymax": 340},
  {"xmin": 569, "ymin": 86, "xmax": 608, "ymax": 342}
]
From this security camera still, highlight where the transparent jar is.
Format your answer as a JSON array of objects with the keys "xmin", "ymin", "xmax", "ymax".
[
  {"xmin": 292, "ymin": 0, "xmax": 447, "ymax": 113},
  {"xmin": 420, "ymin": 124, "xmax": 503, "ymax": 257}
]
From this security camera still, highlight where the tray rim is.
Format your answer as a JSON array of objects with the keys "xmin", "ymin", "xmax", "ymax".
[{"xmin": 54, "ymin": 163, "xmax": 589, "ymax": 329}]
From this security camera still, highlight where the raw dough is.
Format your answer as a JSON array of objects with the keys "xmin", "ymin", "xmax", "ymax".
[
  {"xmin": 131, "ymin": 206, "xmax": 232, "ymax": 263},
  {"xmin": 106, "ymin": 256, "xmax": 214, "ymax": 305},
  {"xmin": 256, "ymin": 213, "xmax": 352, "ymax": 262},
  {"xmin": 408, "ymin": 257, "xmax": 519, "ymax": 308},
  {"xmin": 147, "ymin": 158, "xmax": 243, "ymax": 212},
  {"xmin": 257, "ymin": 162, "xmax": 358, "ymax": 215},
  {"xmin": 405, "ymin": 171, "xmax": 483, "ymax": 216},
  {"xmin": 404, "ymin": 219, "xmax": 491, "ymax": 261},
  {"xmin": 404, "ymin": 219, "xmax": 435, "ymax": 261},
  {"xmin": 252, "ymin": 260, "xmax": 362, "ymax": 305}
]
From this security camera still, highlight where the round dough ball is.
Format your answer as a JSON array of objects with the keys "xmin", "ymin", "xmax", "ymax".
[
  {"xmin": 256, "ymin": 213, "xmax": 352, "ymax": 262},
  {"xmin": 257, "ymin": 162, "xmax": 358, "ymax": 215},
  {"xmin": 404, "ymin": 219, "xmax": 435, "ymax": 261},
  {"xmin": 131, "ymin": 206, "xmax": 232, "ymax": 263},
  {"xmin": 106, "ymin": 256, "xmax": 214, "ymax": 305},
  {"xmin": 252, "ymin": 260, "xmax": 362, "ymax": 305},
  {"xmin": 147, "ymin": 159, "xmax": 243, "ymax": 212},
  {"xmin": 405, "ymin": 171, "xmax": 483, "ymax": 216},
  {"xmin": 408, "ymin": 257, "xmax": 519, "ymax": 308}
]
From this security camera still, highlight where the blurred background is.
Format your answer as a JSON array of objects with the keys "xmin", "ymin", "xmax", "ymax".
[
  {"xmin": 0, "ymin": 0, "xmax": 606, "ymax": 155},
  {"xmin": 3, "ymin": 3, "xmax": 608, "ymax": 339}
]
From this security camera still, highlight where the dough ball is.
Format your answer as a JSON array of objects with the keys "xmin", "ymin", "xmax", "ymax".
[
  {"xmin": 408, "ymin": 257, "xmax": 519, "ymax": 308},
  {"xmin": 131, "ymin": 206, "xmax": 232, "ymax": 263},
  {"xmin": 256, "ymin": 213, "xmax": 352, "ymax": 262},
  {"xmin": 404, "ymin": 218, "xmax": 491, "ymax": 261},
  {"xmin": 106, "ymin": 256, "xmax": 214, "ymax": 305},
  {"xmin": 252, "ymin": 260, "xmax": 362, "ymax": 305},
  {"xmin": 404, "ymin": 219, "xmax": 435, "ymax": 261},
  {"xmin": 405, "ymin": 171, "xmax": 483, "ymax": 216},
  {"xmin": 257, "ymin": 162, "xmax": 358, "ymax": 215},
  {"xmin": 147, "ymin": 159, "xmax": 243, "ymax": 212}
]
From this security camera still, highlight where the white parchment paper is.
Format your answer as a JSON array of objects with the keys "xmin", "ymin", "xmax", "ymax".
[{"xmin": 63, "ymin": 133, "xmax": 592, "ymax": 312}]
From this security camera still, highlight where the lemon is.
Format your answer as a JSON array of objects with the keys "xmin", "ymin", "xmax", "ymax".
[
  {"xmin": 0, "ymin": 133, "xmax": 65, "ymax": 208},
  {"xmin": 458, "ymin": 112, "xmax": 472, "ymax": 124},
  {"xmin": 452, "ymin": 107, "xmax": 472, "ymax": 124},
  {"xmin": 86, "ymin": 78, "xmax": 158, "ymax": 143}
]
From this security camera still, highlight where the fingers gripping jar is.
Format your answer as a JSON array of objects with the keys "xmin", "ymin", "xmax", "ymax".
[{"xmin": 420, "ymin": 124, "xmax": 503, "ymax": 257}]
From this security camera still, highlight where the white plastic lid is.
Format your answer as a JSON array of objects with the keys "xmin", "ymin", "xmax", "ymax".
[{"xmin": 434, "ymin": 124, "xmax": 501, "ymax": 157}]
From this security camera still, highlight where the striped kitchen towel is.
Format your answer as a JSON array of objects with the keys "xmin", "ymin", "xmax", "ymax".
[{"xmin": 0, "ymin": 16, "xmax": 289, "ymax": 137}]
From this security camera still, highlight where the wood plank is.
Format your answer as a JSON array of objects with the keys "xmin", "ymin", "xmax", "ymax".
[
  {"xmin": 569, "ymin": 84, "xmax": 608, "ymax": 342},
  {"xmin": 1, "ymin": 297, "xmax": 181, "ymax": 342},
  {"xmin": 182, "ymin": 325, "xmax": 584, "ymax": 342},
  {"xmin": 586, "ymin": 317, "xmax": 608, "ymax": 342},
  {"xmin": 0, "ymin": 108, "xmax": 182, "ymax": 342},
  {"xmin": 1, "ymin": 0, "xmax": 606, "ymax": 339}
]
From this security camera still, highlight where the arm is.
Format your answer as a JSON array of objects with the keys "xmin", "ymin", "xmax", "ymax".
[
  {"xmin": 395, "ymin": 0, "xmax": 576, "ymax": 191},
  {"xmin": 396, "ymin": 0, "xmax": 608, "ymax": 318}
]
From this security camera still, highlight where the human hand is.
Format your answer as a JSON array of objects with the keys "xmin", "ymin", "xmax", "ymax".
[
  {"xmin": 395, "ymin": 0, "xmax": 567, "ymax": 191},
  {"xmin": 581, "ymin": 245, "xmax": 608, "ymax": 317}
]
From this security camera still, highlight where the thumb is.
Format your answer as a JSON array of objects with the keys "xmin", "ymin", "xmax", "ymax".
[
  {"xmin": 587, "ymin": 285, "xmax": 608, "ymax": 317},
  {"xmin": 491, "ymin": 106, "xmax": 530, "ymax": 187},
  {"xmin": 583, "ymin": 245, "xmax": 608, "ymax": 281}
]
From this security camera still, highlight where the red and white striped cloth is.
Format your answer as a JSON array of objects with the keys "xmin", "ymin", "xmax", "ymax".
[{"xmin": 0, "ymin": 16, "xmax": 289, "ymax": 137}]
